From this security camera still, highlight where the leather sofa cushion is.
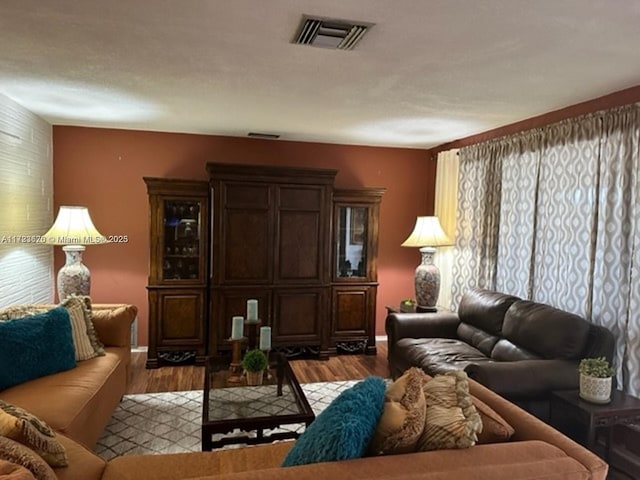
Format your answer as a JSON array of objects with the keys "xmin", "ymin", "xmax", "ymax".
[
  {"xmin": 457, "ymin": 288, "xmax": 520, "ymax": 338},
  {"xmin": 502, "ymin": 301, "xmax": 590, "ymax": 360},
  {"xmin": 395, "ymin": 338, "xmax": 492, "ymax": 375},
  {"xmin": 456, "ymin": 323, "xmax": 500, "ymax": 357},
  {"xmin": 103, "ymin": 441, "xmax": 294, "ymax": 480},
  {"xmin": 125, "ymin": 442, "xmax": 595, "ymax": 480},
  {"xmin": 491, "ymin": 339, "xmax": 541, "ymax": 362},
  {"xmin": 0, "ymin": 348, "xmax": 128, "ymax": 448},
  {"xmin": 54, "ymin": 433, "xmax": 106, "ymax": 480}
]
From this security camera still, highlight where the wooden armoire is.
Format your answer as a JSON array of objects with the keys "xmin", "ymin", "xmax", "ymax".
[
  {"xmin": 144, "ymin": 163, "xmax": 384, "ymax": 367},
  {"xmin": 207, "ymin": 163, "xmax": 336, "ymax": 358}
]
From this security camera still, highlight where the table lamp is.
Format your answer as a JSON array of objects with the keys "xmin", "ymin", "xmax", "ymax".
[
  {"xmin": 43, "ymin": 206, "xmax": 107, "ymax": 301},
  {"xmin": 401, "ymin": 216, "xmax": 452, "ymax": 310}
]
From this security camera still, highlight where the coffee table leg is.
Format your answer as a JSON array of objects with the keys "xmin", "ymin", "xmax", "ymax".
[
  {"xmin": 277, "ymin": 356, "xmax": 284, "ymax": 396},
  {"xmin": 202, "ymin": 427, "xmax": 212, "ymax": 451}
]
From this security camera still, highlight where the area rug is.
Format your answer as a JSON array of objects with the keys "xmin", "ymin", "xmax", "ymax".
[{"xmin": 95, "ymin": 380, "xmax": 358, "ymax": 460}]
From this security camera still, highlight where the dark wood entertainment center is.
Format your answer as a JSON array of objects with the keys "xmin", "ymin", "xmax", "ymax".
[{"xmin": 144, "ymin": 163, "xmax": 384, "ymax": 368}]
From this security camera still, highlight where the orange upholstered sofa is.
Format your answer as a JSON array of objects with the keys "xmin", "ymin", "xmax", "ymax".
[
  {"xmin": 85, "ymin": 379, "xmax": 608, "ymax": 480},
  {"xmin": 0, "ymin": 303, "xmax": 137, "ymax": 480}
]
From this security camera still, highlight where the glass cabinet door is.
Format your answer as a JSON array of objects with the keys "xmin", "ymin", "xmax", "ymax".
[
  {"xmin": 336, "ymin": 206, "xmax": 368, "ymax": 279},
  {"xmin": 162, "ymin": 199, "xmax": 202, "ymax": 281}
]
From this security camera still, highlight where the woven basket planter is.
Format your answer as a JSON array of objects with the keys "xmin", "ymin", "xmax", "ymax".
[{"xmin": 245, "ymin": 370, "xmax": 264, "ymax": 386}]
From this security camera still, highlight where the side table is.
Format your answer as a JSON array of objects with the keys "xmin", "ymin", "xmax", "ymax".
[
  {"xmin": 550, "ymin": 389, "xmax": 640, "ymax": 461},
  {"xmin": 385, "ymin": 304, "xmax": 446, "ymax": 314}
]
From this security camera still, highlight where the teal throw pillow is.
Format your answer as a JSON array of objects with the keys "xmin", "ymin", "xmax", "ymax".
[
  {"xmin": 282, "ymin": 376, "xmax": 386, "ymax": 467},
  {"xmin": 0, "ymin": 307, "xmax": 76, "ymax": 390}
]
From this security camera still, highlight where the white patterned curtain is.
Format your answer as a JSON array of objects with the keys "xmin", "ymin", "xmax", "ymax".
[
  {"xmin": 590, "ymin": 106, "xmax": 640, "ymax": 393},
  {"xmin": 495, "ymin": 132, "xmax": 543, "ymax": 299},
  {"xmin": 451, "ymin": 142, "xmax": 503, "ymax": 309},
  {"xmin": 453, "ymin": 103, "xmax": 640, "ymax": 395},
  {"xmin": 530, "ymin": 116, "xmax": 602, "ymax": 316},
  {"xmin": 434, "ymin": 149, "xmax": 459, "ymax": 310}
]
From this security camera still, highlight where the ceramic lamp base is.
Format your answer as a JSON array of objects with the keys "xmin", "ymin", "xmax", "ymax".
[
  {"xmin": 414, "ymin": 246, "xmax": 440, "ymax": 309},
  {"xmin": 57, "ymin": 245, "xmax": 90, "ymax": 301}
]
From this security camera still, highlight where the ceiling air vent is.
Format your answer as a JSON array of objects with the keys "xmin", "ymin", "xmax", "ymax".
[
  {"xmin": 293, "ymin": 15, "xmax": 373, "ymax": 50},
  {"xmin": 248, "ymin": 132, "xmax": 280, "ymax": 140}
]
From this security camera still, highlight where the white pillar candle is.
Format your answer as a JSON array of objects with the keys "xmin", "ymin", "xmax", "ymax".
[
  {"xmin": 231, "ymin": 316, "xmax": 244, "ymax": 339},
  {"xmin": 247, "ymin": 299, "xmax": 258, "ymax": 321},
  {"xmin": 259, "ymin": 326, "xmax": 271, "ymax": 351}
]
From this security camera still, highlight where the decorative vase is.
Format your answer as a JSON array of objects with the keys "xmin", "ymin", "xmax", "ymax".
[
  {"xmin": 414, "ymin": 247, "xmax": 440, "ymax": 309},
  {"xmin": 57, "ymin": 245, "xmax": 90, "ymax": 301},
  {"xmin": 579, "ymin": 373, "xmax": 612, "ymax": 404},
  {"xmin": 245, "ymin": 370, "xmax": 264, "ymax": 386}
]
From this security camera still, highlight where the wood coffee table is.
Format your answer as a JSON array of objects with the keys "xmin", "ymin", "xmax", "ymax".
[{"xmin": 201, "ymin": 353, "xmax": 315, "ymax": 451}]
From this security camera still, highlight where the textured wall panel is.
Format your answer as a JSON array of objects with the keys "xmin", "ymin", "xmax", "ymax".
[{"xmin": 0, "ymin": 94, "xmax": 54, "ymax": 307}]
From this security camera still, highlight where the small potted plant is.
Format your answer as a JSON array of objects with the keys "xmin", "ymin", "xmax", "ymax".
[
  {"xmin": 578, "ymin": 357, "xmax": 615, "ymax": 404},
  {"xmin": 241, "ymin": 349, "xmax": 268, "ymax": 386}
]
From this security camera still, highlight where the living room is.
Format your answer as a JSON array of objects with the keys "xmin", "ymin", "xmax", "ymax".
[{"xmin": 1, "ymin": 2, "xmax": 640, "ymax": 480}]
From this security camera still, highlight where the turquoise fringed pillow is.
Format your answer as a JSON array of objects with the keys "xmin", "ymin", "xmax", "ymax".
[
  {"xmin": 282, "ymin": 376, "xmax": 386, "ymax": 467},
  {"xmin": 0, "ymin": 307, "xmax": 76, "ymax": 390}
]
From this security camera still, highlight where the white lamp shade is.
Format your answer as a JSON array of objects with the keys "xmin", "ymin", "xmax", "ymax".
[
  {"xmin": 44, "ymin": 206, "xmax": 107, "ymax": 246},
  {"xmin": 401, "ymin": 216, "xmax": 452, "ymax": 248}
]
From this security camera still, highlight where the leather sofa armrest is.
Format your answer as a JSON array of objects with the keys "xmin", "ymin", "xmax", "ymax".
[
  {"xmin": 385, "ymin": 312, "xmax": 460, "ymax": 350},
  {"xmin": 90, "ymin": 304, "xmax": 138, "ymax": 347},
  {"xmin": 464, "ymin": 359, "xmax": 579, "ymax": 399},
  {"xmin": 581, "ymin": 324, "xmax": 615, "ymax": 363}
]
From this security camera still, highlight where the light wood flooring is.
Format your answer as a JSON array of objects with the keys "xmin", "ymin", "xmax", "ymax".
[{"xmin": 127, "ymin": 341, "xmax": 389, "ymax": 394}]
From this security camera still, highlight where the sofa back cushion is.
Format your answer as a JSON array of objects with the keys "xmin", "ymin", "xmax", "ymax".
[
  {"xmin": 499, "ymin": 300, "xmax": 590, "ymax": 360},
  {"xmin": 456, "ymin": 289, "xmax": 520, "ymax": 356}
]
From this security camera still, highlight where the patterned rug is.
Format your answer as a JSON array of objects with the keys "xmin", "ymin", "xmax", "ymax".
[{"xmin": 95, "ymin": 380, "xmax": 358, "ymax": 460}]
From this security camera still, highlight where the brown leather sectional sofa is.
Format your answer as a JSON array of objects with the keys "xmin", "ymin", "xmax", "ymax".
[{"xmin": 386, "ymin": 288, "xmax": 615, "ymax": 420}]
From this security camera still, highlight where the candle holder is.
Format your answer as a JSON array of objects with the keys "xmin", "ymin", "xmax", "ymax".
[
  {"xmin": 226, "ymin": 337, "xmax": 247, "ymax": 383},
  {"xmin": 244, "ymin": 319, "xmax": 262, "ymax": 350}
]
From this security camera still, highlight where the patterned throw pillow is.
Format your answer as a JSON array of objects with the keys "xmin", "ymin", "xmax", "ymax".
[
  {"xmin": 368, "ymin": 367, "xmax": 429, "ymax": 455},
  {"xmin": 0, "ymin": 306, "xmax": 47, "ymax": 322},
  {"xmin": 0, "ymin": 437, "xmax": 56, "ymax": 480},
  {"xmin": 472, "ymin": 395, "xmax": 515, "ymax": 444},
  {"xmin": 0, "ymin": 400, "xmax": 67, "ymax": 467},
  {"xmin": 60, "ymin": 294, "xmax": 105, "ymax": 358},
  {"xmin": 282, "ymin": 376, "xmax": 387, "ymax": 467},
  {"xmin": 59, "ymin": 296, "xmax": 103, "ymax": 360},
  {"xmin": 417, "ymin": 371, "xmax": 482, "ymax": 451}
]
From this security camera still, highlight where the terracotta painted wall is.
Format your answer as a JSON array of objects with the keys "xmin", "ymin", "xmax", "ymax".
[{"xmin": 52, "ymin": 126, "xmax": 436, "ymax": 345}]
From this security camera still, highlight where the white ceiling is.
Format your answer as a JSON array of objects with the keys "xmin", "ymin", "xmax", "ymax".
[{"xmin": 2, "ymin": 0, "xmax": 640, "ymax": 149}]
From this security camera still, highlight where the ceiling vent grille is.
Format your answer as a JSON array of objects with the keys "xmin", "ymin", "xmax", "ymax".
[
  {"xmin": 248, "ymin": 132, "xmax": 280, "ymax": 140},
  {"xmin": 293, "ymin": 15, "xmax": 373, "ymax": 50}
]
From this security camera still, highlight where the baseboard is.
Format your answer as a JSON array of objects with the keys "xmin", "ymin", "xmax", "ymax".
[{"xmin": 132, "ymin": 340, "xmax": 384, "ymax": 354}]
